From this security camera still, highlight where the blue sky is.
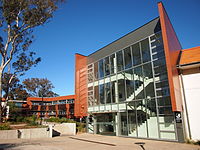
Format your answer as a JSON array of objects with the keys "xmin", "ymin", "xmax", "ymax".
[{"xmin": 21, "ymin": 0, "xmax": 200, "ymax": 96}]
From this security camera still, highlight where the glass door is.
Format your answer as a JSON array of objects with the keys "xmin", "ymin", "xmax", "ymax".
[
  {"xmin": 127, "ymin": 102, "xmax": 137, "ymax": 137},
  {"xmin": 96, "ymin": 113, "xmax": 116, "ymax": 136}
]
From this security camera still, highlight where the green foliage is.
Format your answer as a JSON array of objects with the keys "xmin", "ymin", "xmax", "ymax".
[
  {"xmin": 16, "ymin": 116, "xmax": 24, "ymax": 122},
  {"xmin": 23, "ymin": 78, "xmax": 59, "ymax": 97},
  {"xmin": 44, "ymin": 117, "xmax": 86, "ymax": 133},
  {"xmin": 45, "ymin": 117, "xmax": 76, "ymax": 123},
  {"xmin": 7, "ymin": 102, "xmax": 21, "ymax": 122},
  {"xmin": 3, "ymin": 73, "xmax": 29, "ymax": 100},
  {"xmin": 24, "ymin": 115, "xmax": 38, "ymax": 126},
  {"xmin": 44, "ymin": 117, "xmax": 61, "ymax": 123},
  {"xmin": 0, "ymin": 0, "xmax": 64, "ymax": 122},
  {"xmin": 0, "ymin": 123, "xmax": 11, "ymax": 130},
  {"xmin": 76, "ymin": 122, "xmax": 86, "ymax": 133}
]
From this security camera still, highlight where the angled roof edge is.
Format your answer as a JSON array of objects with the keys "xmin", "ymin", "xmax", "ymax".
[{"xmin": 88, "ymin": 17, "xmax": 159, "ymax": 57}]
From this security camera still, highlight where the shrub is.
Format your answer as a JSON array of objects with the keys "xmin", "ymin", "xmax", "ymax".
[
  {"xmin": 45, "ymin": 117, "xmax": 59, "ymax": 122},
  {"xmin": 44, "ymin": 117, "xmax": 86, "ymax": 133},
  {"xmin": 24, "ymin": 115, "xmax": 38, "ymax": 126},
  {"xmin": 16, "ymin": 116, "xmax": 25, "ymax": 122},
  {"xmin": 0, "ymin": 123, "xmax": 11, "ymax": 130},
  {"xmin": 76, "ymin": 122, "xmax": 86, "ymax": 133}
]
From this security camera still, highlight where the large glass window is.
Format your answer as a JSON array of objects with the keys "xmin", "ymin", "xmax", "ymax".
[
  {"xmin": 125, "ymin": 69, "xmax": 135, "ymax": 101},
  {"xmin": 134, "ymin": 66, "xmax": 144, "ymax": 100},
  {"xmin": 127, "ymin": 102, "xmax": 137, "ymax": 137},
  {"xmin": 96, "ymin": 113, "xmax": 116, "ymax": 136},
  {"xmin": 141, "ymin": 38, "xmax": 151, "ymax": 63},
  {"xmin": 110, "ymin": 54, "xmax": 116, "ymax": 74},
  {"xmin": 116, "ymin": 50, "xmax": 124, "ymax": 72},
  {"xmin": 105, "ymin": 82, "xmax": 111, "ymax": 104},
  {"xmin": 124, "ymin": 47, "xmax": 132, "ymax": 69},
  {"xmin": 132, "ymin": 43, "xmax": 141, "ymax": 66},
  {"xmin": 117, "ymin": 73, "xmax": 126, "ymax": 102},
  {"xmin": 120, "ymin": 112, "xmax": 128, "ymax": 136},
  {"xmin": 104, "ymin": 57, "xmax": 110, "ymax": 76},
  {"xmin": 143, "ymin": 63, "xmax": 155, "ymax": 98},
  {"xmin": 111, "ymin": 81, "xmax": 116, "ymax": 103},
  {"xmin": 99, "ymin": 59, "xmax": 104, "ymax": 79},
  {"xmin": 88, "ymin": 64, "xmax": 93, "ymax": 83},
  {"xmin": 99, "ymin": 84, "xmax": 105, "ymax": 104},
  {"xmin": 146, "ymin": 98, "xmax": 159, "ymax": 138},
  {"xmin": 94, "ymin": 62, "xmax": 98, "ymax": 80},
  {"xmin": 94, "ymin": 85, "xmax": 99, "ymax": 105},
  {"xmin": 136, "ymin": 100, "xmax": 148, "ymax": 138}
]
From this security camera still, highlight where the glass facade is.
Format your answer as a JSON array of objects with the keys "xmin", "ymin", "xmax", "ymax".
[{"xmin": 87, "ymin": 32, "xmax": 177, "ymax": 141}]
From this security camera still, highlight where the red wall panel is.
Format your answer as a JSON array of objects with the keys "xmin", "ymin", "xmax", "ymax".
[
  {"xmin": 74, "ymin": 54, "xmax": 88, "ymax": 118},
  {"xmin": 27, "ymin": 95, "xmax": 75, "ymax": 118}
]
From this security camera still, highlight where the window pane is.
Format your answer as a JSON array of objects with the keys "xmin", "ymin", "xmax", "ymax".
[
  {"xmin": 105, "ymin": 82, "xmax": 111, "ymax": 104},
  {"xmin": 125, "ymin": 69, "xmax": 135, "ymax": 101},
  {"xmin": 120, "ymin": 112, "xmax": 128, "ymax": 136},
  {"xmin": 99, "ymin": 59, "xmax": 104, "ymax": 79},
  {"xmin": 104, "ymin": 57, "xmax": 110, "ymax": 76},
  {"xmin": 134, "ymin": 66, "xmax": 144, "ymax": 100},
  {"xmin": 88, "ymin": 87, "xmax": 94, "ymax": 106},
  {"xmin": 116, "ymin": 50, "xmax": 124, "ymax": 72},
  {"xmin": 157, "ymin": 96, "xmax": 171, "ymax": 106},
  {"xmin": 118, "ymin": 76, "xmax": 126, "ymax": 102},
  {"xmin": 124, "ymin": 47, "xmax": 132, "ymax": 69},
  {"xmin": 143, "ymin": 63, "xmax": 155, "ymax": 98},
  {"xmin": 156, "ymin": 87, "xmax": 170, "ymax": 97},
  {"xmin": 136, "ymin": 100, "xmax": 147, "ymax": 138},
  {"xmin": 94, "ymin": 62, "xmax": 98, "ymax": 80},
  {"xmin": 141, "ymin": 38, "xmax": 151, "ymax": 63},
  {"xmin": 88, "ymin": 65, "xmax": 93, "ymax": 83},
  {"xmin": 111, "ymin": 81, "xmax": 116, "ymax": 103},
  {"xmin": 99, "ymin": 84, "xmax": 105, "ymax": 104},
  {"xmin": 132, "ymin": 43, "xmax": 141, "ymax": 66},
  {"xmin": 110, "ymin": 54, "xmax": 116, "ymax": 74},
  {"xmin": 147, "ymin": 98, "xmax": 159, "ymax": 138},
  {"xmin": 94, "ymin": 85, "xmax": 99, "ymax": 105},
  {"xmin": 156, "ymin": 80, "xmax": 169, "ymax": 89},
  {"xmin": 127, "ymin": 102, "xmax": 137, "ymax": 137},
  {"xmin": 158, "ymin": 106, "xmax": 173, "ymax": 115}
]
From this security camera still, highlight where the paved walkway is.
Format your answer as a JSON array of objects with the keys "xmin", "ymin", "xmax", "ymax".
[{"xmin": 0, "ymin": 133, "xmax": 199, "ymax": 150}]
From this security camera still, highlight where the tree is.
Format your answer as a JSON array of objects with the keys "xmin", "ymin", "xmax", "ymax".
[
  {"xmin": 2, "ymin": 73, "xmax": 29, "ymax": 100},
  {"xmin": 0, "ymin": 0, "xmax": 64, "ymax": 121},
  {"xmin": 23, "ymin": 78, "xmax": 59, "ymax": 97}
]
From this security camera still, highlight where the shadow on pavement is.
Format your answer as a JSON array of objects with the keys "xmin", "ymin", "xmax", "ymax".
[
  {"xmin": 0, "ymin": 144, "xmax": 17, "ymax": 150},
  {"xmin": 69, "ymin": 137, "xmax": 116, "ymax": 146}
]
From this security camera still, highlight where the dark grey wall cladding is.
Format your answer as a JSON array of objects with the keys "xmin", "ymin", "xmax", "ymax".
[{"xmin": 87, "ymin": 17, "xmax": 160, "ymax": 64}]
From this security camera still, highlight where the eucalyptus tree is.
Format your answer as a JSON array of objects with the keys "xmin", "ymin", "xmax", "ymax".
[
  {"xmin": 23, "ymin": 78, "xmax": 59, "ymax": 97},
  {"xmin": 0, "ymin": 0, "xmax": 64, "ymax": 121}
]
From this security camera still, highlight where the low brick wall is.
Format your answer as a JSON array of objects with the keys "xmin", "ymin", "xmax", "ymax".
[
  {"xmin": 53, "ymin": 123, "xmax": 76, "ymax": 136},
  {"xmin": 0, "ymin": 127, "xmax": 52, "ymax": 140},
  {"xmin": 19, "ymin": 127, "xmax": 52, "ymax": 139},
  {"xmin": 0, "ymin": 130, "xmax": 18, "ymax": 139}
]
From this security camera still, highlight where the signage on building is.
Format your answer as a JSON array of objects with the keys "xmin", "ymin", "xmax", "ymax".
[{"xmin": 175, "ymin": 111, "xmax": 182, "ymax": 123}]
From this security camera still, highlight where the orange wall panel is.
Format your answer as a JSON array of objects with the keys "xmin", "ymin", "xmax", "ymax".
[{"xmin": 158, "ymin": 2, "xmax": 182, "ymax": 111}]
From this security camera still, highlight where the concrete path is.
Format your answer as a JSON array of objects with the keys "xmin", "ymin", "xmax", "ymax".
[{"xmin": 0, "ymin": 133, "xmax": 199, "ymax": 150}]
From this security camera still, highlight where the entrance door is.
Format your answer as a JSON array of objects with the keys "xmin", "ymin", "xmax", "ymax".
[{"xmin": 95, "ymin": 113, "xmax": 116, "ymax": 136}]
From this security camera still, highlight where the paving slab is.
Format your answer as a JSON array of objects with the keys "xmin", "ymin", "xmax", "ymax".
[{"xmin": 0, "ymin": 133, "xmax": 199, "ymax": 150}]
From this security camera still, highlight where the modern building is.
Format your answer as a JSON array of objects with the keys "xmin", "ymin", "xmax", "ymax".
[
  {"xmin": 27, "ymin": 95, "xmax": 75, "ymax": 119},
  {"xmin": 178, "ymin": 46, "xmax": 200, "ymax": 141},
  {"xmin": 74, "ymin": 2, "xmax": 200, "ymax": 142}
]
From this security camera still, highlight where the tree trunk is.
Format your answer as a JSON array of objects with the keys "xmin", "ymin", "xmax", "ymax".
[{"xmin": 0, "ymin": 70, "xmax": 3, "ymax": 122}]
